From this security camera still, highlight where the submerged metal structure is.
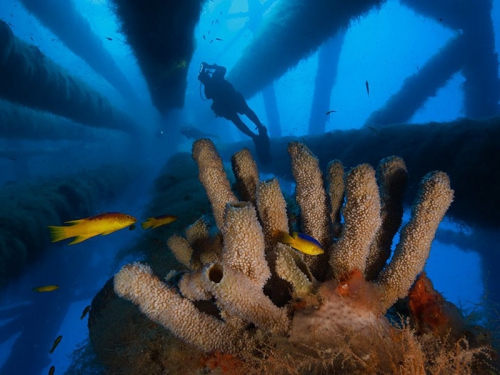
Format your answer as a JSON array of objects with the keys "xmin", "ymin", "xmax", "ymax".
[{"xmin": 0, "ymin": 21, "xmax": 139, "ymax": 134}]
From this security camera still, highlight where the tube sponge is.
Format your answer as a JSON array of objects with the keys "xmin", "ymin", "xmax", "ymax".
[
  {"xmin": 231, "ymin": 148, "xmax": 259, "ymax": 205},
  {"xmin": 114, "ymin": 262, "xmax": 251, "ymax": 354},
  {"xmin": 192, "ymin": 139, "xmax": 237, "ymax": 231},
  {"xmin": 365, "ymin": 156, "xmax": 408, "ymax": 280},
  {"xmin": 256, "ymin": 178, "xmax": 289, "ymax": 249},
  {"xmin": 329, "ymin": 163, "xmax": 381, "ymax": 277},
  {"xmin": 110, "ymin": 139, "xmax": 493, "ymax": 374},
  {"xmin": 376, "ymin": 171, "xmax": 454, "ymax": 311},
  {"xmin": 221, "ymin": 202, "xmax": 270, "ymax": 288}
]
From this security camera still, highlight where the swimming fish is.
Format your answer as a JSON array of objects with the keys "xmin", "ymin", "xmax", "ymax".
[
  {"xmin": 326, "ymin": 110, "xmax": 337, "ymax": 115},
  {"xmin": 49, "ymin": 366, "xmax": 55, "ymax": 375},
  {"xmin": 365, "ymin": 80, "xmax": 370, "ymax": 96},
  {"xmin": 80, "ymin": 305, "xmax": 91, "ymax": 320},
  {"xmin": 33, "ymin": 285, "xmax": 59, "ymax": 293},
  {"xmin": 106, "ymin": 37, "xmax": 113, "ymax": 41},
  {"xmin": 215, "ymin": 37, "xmax": 222, "ymax": 41},
  {"xmin": 48, "ymin": 212, "xmax": 137, "ymax": 245},
  {"xmin": 49, "ymin": 335, "xmax": 62, "ymax": 354},
  {"xmin": 279, "ymin": 232, "xmax": 324, "ymax": 255},
  {"xmin": 366, "ymin": 125, "xmax": 380, "ymax": 134},
  {"xmin": 141, "ymin": 215, "xmax": 177, "ymax": 229}
]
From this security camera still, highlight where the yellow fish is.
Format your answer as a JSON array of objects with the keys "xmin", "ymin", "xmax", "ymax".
[
  {"xmin": 33, "ymin": 285, "xmax": 59, "ymax": 292},
  {"xmin": 141, "ymin": 214, "xmax": 177, "ymax": 229},
  {"xmin": 49, "ymin": 335, "xmax": 62, "ymax": 354},
  {"xmin": 280, "ymin": 232, "xmax": 324, "ymax": 256},
  {"xmin": 48, "ymin": 212, "xmax": 137, "ymax": 245}
]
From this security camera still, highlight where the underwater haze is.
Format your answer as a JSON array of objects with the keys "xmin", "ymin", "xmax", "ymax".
[{"xmin": 0, "ymin": 0, "xmax": 499, "ymax": 374}]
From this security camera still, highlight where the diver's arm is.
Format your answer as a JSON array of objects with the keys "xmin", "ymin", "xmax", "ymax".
[
  {"xmin": 201, "ymin": 63, "xmax": 227, "ymax": 78},
  {"xmin": 212, "ymin": 64, "xmax": 227, "ymax": 78}
]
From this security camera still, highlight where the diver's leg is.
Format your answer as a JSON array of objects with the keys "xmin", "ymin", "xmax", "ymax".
[
  {"xmin": 229, "ymin": 114, "xmax": 256, "ymax": 138},
  {"xmin": 242, "ymin": 105, "xmax": 264, "ymax": 131}
]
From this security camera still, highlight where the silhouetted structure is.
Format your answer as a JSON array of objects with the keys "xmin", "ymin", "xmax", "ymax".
[
  {"xmin": 0, "ymin": 21, "xmax": 138, "ymax": 134},
  {"xmin": 0, "ymin": 99, "xmax": 98, "ymax": 141},
  {"xmin": 111, "ymin": 0, "xmax": 204, "ymax": 114},
  {"xmin": 308, "ymin": 32, "xmax": 345, "ymax": 135},
  {"xmin": 19, "ymin": 0, "xmax": 139, "ymax": 103},
  {"xmin": 368, "ymin": 0, "xmax": 500, "ymax": 125},
  {"xmin": 229, "ymin": 0, "xmax": 383, "ymax": 98}
]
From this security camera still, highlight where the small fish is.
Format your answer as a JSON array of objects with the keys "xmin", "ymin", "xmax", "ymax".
[
  {"xmin": 280, "ymin": 232, "xmax": 324, "ymax": 255},
  {"xmin": 48, "ymin": 212, "xmax": 137, "ymax": 245},
  {"xmin": 49, "ymin": 335, "xmax": 62, "ymax": 354},
  {"xmin": 33, "ymin": 285, "xmax": 59, "ymax": 293},
  {"xmin": 30, "ymin": 36, "xmax": 33, "ymax": 41},
  {"xmin": 203, "ymin": 34, "xmax": 205, "ymax": 40},
  {"xmin": 326, "ymin": 110, "xmax": 337, "ymax": 115},
  {"xmin": 365, "ymin": 80, "xmax": 370, "ymax": 96},
  {"xmin": 106, "ymin": 37, "xmax": 112, "ymax": 41},
  {"xmin": 141, "ymin": 215, "xmax": 177, "ymax": 229},
  {"xmin": 80, "ymin": 305, "xmax": 91, "ymax": 320},
  {"xmin": 210, "ymin": 39, "xmax": 213, "ymax": 43},
  {"xmin": 215, "ymin": 37, "xmax": 222, "ymax": 41},
  {"xmin": 366, "ymin": 125, "xmax": 379, "ymax": 134},
  {"xmin": 49, "ymin": 366, "xmax": 55, "ymax": 375}
]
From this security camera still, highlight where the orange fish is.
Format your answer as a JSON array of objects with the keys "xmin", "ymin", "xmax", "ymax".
[
  {"xmin": 141, "ymin": 215, "xmax": 177, "ymax": 229},
  {"xmin": 48, "ymin": 212, "xmax": 137, "ymax": 245}
]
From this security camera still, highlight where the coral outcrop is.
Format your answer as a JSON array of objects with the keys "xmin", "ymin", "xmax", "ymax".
[{"xmin": 113, "ymin": 139, "xmax": 496, "ymax": 374}]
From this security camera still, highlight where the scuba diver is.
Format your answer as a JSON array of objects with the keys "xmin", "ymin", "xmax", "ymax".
[{"xmin": 198, "ymin": 62, "xmax": 272, "ymax": 164}]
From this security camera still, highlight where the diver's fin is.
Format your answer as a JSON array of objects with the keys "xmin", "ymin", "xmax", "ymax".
[{"xmin": 253, "ymin": 125, "xmax": 272, "ymax": 165}]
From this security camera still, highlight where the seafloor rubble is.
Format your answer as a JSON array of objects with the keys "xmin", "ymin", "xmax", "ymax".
[{"xmin": 96, "ymin": 139, "xmax": 496, "ymax": 374}]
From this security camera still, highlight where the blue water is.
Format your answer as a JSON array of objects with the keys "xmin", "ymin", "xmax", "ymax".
[{"xmin": 0, "ymin": 0, "xmax": 498, "ymax": 374}]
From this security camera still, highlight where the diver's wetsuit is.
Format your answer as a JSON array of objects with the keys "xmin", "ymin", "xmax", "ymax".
[
  {"xmin": 198, "ymin": 64, "xmax": 265, "ymax": 138},
  {"xmin": 198, "ymin": 63, "xmax": 272, "ymax": 164}
]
